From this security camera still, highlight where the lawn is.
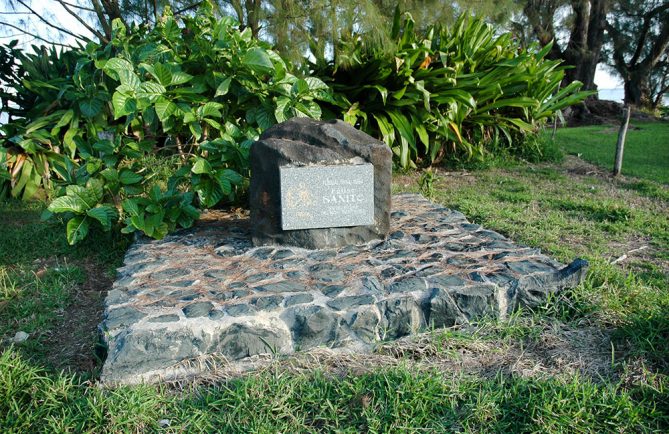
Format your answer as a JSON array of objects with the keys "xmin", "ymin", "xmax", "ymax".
[
  {"xmin": 1, "ymin": 151, "xmax": 669, "ymax": 431},
  {"xmin": 546, "ymin": 120, "xmax": 669, "ymax": 184}
]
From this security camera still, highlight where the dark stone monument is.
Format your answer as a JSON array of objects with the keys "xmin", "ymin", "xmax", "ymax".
[{"xmin": 249, "ymin": 118, "xmax": 392, "ymax": 249}]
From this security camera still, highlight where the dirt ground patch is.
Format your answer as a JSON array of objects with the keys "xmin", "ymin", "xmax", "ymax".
[{"xmin": 41, "ymin": 259, "xmax": 112, "ymax": 373}]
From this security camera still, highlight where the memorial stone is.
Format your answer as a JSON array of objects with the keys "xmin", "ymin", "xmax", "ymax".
[{"xmin": 249, "ymin": 118, "xmax": 392, "ymax": 249}]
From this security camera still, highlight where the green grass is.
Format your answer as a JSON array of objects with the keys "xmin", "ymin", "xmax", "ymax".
[
  {"xmin": 0, "ymin": 199, "xmax": 129, "ymax": 367},
  {"xmin": 0, "ymin": 349, "xmax": 666, "ymax": 432},
  {"xmin": 402, "ymin": 161, "xmax": 669, "ymax": 372},
  {"xmin": 545, "ymin": 121, "xmax": 669, "ymax": 184},
  {"xmin": 1, "ymin": 154, "xmax": 669, "ymax": 431}
]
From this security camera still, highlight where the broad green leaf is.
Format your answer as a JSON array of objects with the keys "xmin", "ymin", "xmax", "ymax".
[
  {"xmin": 25, "ymin": 117, "xmax": 51, "ymax": 134},
  {"xmin": 103, "ymin": 58, "xmax": 134, "ymax": 80},
  {"xmin": 137, "ymin": 82, "xmax": 166, "ymax": 102},
  {"xmin": 415, "ymin": 123, "xmax": 429, "ymax": 148},
  {"xmin": 198, "ymin": 102, "xmax": 223, "ymax": 119},
  {"xmin": 243, "ymin": 48, "xmax": 274, "ymax": 74},
  {"xmin": 255, "ymin": 106, "xmax": 274, "ymax": 130},
  {"xmin": 117, "ymin": 69, "xmax": 140, "ymax": 89},
  {"xmin": 63, "ymin": 129, "xmax": 78, "ymax": 155},
  {"xmin": 219, "ymin": 168, "xmax": 243, "ymax": 185},
  {"xmin": 100, "ymin": 168, "xmax": 119, "ymax": 183},
  {"xmin": 111, "ymin": 18, "xmax": 126, "ymax": 39},
  {"xmin": 182, "ymin": 204, "xmax": 200, "ymax": 220},
  {"xmin": 215, "ymin": 77, "xmax": 232, "ymax": 97},
  {"xmin": 119, "ymin": 168, "xmax": 143, "ymax": 184},
  {"xmin": 194, "ymin": 179, "xmax": 224, "ymax": 208},
  {"xmin": 293, "ymin": 79, "xmax": 309, "ymax": 95},
  {"xmin": 48, "ymin": 195, "xmax": 88, "ymax": 214},
  {"xmin": 66, "ymin": 216, "xmax": 90, "ymax": 245},
  {"xmin": 154, "ymin": 98, "xmax": 177, "ymax": 122},
  {"xmin": 304, "ymin": 77, "xmax": 329, "ymax": 91},
  {"xmin": 162, "ymin": 17, "xmax": 180, "ymax": 40},
  {"xmin": 170, "ymin": 70, "xmax": 193, "ymax": 86},
  {"xmin": 215, "ymin": 174, "xmax": 232, "ymax": 195},
  {"xmin": 79, "ymin": 98, "xmax": 103, "ymax": 117},
  {"xmin": 112, "ymin": 92, "xmax": 137, "ymax": 119},
  {"xmin": 87, "ymin": 205, "xmax": 118, "ymax": 231},
  {"xmin": 294, "ymin": 102, "xmax": 320, "ymax": 118},
  {"xmin": 274, "ymin": 97, "xmax": 291, "ymax": 123},
  {"xmin": 151, "ymin": 222, "xmax": 170, "ymax": 240},
  {"xmin": 54, "ymin": 110, "xmax": 74, "ymax": 129},
  {"xmin": 153, "ymin": 63, "xmax": 173, "ymax": 86},
  {"xmin": 373, "ymin": 85, "xmax": 388, "ymax": 105},
  {"xmin": 507, "ymin": 118, "xmax": 534, "ymax": 131},
  {"xmin": 204, "ymin": 118, "xmax": 222, "ymax": 130},
  {"xmin": 387, "ymin": 110, "xmax": 416, "ymax": 149},
  {"xmin": 85, "ymin": 178, "xmax": 104, "ymax": 203},
  {"xmin": 122, "ymin": 198, "xmax": 140, "ymax": 216},
  {"xmin": 191, "ymin": 158, "xmax": 212, "ymax": 174},
  {"xmin": 189, "ymin": 122, "xmax": 203, "ymax": 140}
]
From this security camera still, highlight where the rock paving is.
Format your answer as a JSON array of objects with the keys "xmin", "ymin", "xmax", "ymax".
[{"xmin": 100, "ymin": 194, "xmax": 588, "ymax": 384}]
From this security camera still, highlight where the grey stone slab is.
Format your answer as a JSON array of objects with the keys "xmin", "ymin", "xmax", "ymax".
[
  {"xmin": 101, "ymin": 194, "xmax": 589, "ymax": 385},
  {"xmin": 280, "ymin": 164, "xmax": 374, "ymax": 230},
  {"xmin": 182, "ymin": 302, "xmax": 214, "ymax": 318}
]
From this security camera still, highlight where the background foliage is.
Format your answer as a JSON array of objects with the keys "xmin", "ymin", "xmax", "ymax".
[
  {"xmin": 1, "ymin": 3, "xmax": 588, "ymax": 243},
  {"xmin": 318, "ymin": 10, "xmax": 591, "ymax": 168},
  {"xmin": 1, "ymin": 3, "xmax": 331, "ymax": 243}
]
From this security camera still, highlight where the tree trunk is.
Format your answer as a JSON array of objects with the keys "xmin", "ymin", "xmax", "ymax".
[
  {"xmin": 624, "ymin": 70, "xmax": 653, "ymax": 107},
  {"xmin": 525, "ymin": 0, "xmax": 609, "ymax": 92},
  {"xmin": 562, "ymin": 0, "xmax": 608, "ymax": 91}
]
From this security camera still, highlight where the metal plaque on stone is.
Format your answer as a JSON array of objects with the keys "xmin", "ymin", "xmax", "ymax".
[{"xmin": 280, "ymin": 164, "xmax": 374, "ymax": 230}]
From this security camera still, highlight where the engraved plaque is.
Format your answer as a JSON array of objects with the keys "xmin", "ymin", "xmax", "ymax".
[{"xmin": 280, "ymin": 164, "xmax": 374, "ymax": 230}]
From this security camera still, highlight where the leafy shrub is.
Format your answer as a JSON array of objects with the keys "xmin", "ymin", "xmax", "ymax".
[
  {"xmin": 317, "ymin": 9, "xmax": 592, "ymax": 168},
  {"xmin": 0, "ymin": 2, "xmax": 331, "ymax": 243}
]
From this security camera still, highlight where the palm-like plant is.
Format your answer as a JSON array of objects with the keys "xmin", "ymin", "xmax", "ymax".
[{"xmin": 317, "ymin": 9, "xmax": 592, "ymax": 168}]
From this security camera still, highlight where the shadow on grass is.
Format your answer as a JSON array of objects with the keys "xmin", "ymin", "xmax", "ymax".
[
  {"xmin": 613, "ymin": 303, "xmax": 669, "ymax": 375},
  {"xmin": 0, "ymin": 199, "xmax": 130, "ymax": 269}
]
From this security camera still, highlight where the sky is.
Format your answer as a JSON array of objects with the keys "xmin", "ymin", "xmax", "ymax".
[{"xmin": 1, "ymin": 2, "xmax": 626, "ymax": 91}]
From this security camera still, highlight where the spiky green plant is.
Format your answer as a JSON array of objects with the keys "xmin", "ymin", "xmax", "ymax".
[{"xmin": 317, "ymin": 9, "xmax": 592, "ymax": 168}]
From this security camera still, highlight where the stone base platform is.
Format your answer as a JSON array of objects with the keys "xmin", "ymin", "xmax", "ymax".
[{"xmin": 100, "ymin": 194, "xmax": 588, "ymax": 385}]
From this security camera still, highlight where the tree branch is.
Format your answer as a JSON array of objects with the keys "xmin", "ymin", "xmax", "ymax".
[
  {"xmin": 605, "ymin": 21, "xmax": 630, "ymax": 77},
  {"xmin": 58, "ymin": 1, "xmax": 96, "ymax": 13},
  {"xmin": 175, "ymin": 2, "xmax": 204, "ymax": 15},
  {"xmin": 629, "ymin": 3, "xmax": 669, "ymax": 66},
  {"xmin": 90, "ymin": 0, "xmax": 112, "ymax": 41},
  {"xmin": 0, "ymin": 20, "xmax": 76, "ymax": 47},
  {"xmin": 54, "ymin": 0, "xmax": 107, "ymax": 42},
  {"xmin": 14, "ymin": 0, "xmax": 90, "ymax": 42}
]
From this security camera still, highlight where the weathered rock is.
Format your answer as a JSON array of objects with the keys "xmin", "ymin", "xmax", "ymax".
[
  {"xmin": 12, "ymin": 331, "xmax": 29, "ymax": 343},
  {"xmin": 450, "ymin": 284, "xmax": 498, "ymax": 321},
  {"xmin": 253, "ymin": 295, "xmax": 284, "ymax": 311},
  {"xmin": 182, "ymin": 302, "xmax": 214, "ymax": 318},
  {"xmin": 285, "ymin": 293, "xmax": 314, "ymax": 306},
  {"xmin": 327, "ymin": 295, "xmax": 376, "ymax": 311},
  {"xmin": 226, "ymin": 304, "xmax": 254, "ymax": 317},
  {"xmin": 287, "ymin": 305, "xmax": 338, "ymax": 349},
  {"xmin": 255, "ymin": 281, "xmax": 307, "ymax": 293},
  {"xmin": 428, "ymin": 288, "xmax": 467, "ymax": 327},
  {"xmin": 214, "ymin": 323, "xmax": 289, "ymax": 359},
  {"xmin": 105, "ymin": 306, "xmax": 146, "ymax": 330},
  {"xmin": 149, "ymin": 314, "xmax": 180, "ymax": 323},
  {"xmin": 349, "ymin": 308, "xmax": 381, "ymax": 343},
  {"xmin": 249, "ymin": 118, "xmax": 392, "ymax": 249},
  {"xmin": 377, "ymin": 296, "xmax": 425, "ymax": 339}
]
